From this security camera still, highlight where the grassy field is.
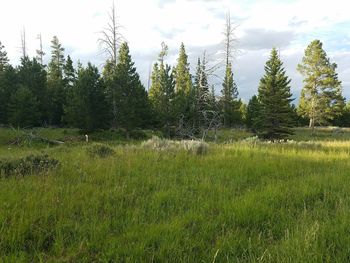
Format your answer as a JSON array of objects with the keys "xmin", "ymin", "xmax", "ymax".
[{"xmin": 1, "ymin": 127, "xmax": 350, "ymax": 262}]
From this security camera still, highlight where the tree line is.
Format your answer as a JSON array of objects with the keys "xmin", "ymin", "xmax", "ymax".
[{"xmin": 0, "ymin": 13, "xmax": 349, "ymax": 140}]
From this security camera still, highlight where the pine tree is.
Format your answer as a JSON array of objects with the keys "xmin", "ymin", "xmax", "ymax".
[
  {"xmin": 0, "ymin": 42, "xmax": 12, "ymax": 123},
  {"xmin": 220, "ymin": 62, "xmax": 240, "ymax": 127},
  {"xmin": 103, "ymin": 59, "xmax": 118, "ymax": 128},
  {"xmin": 193, "ymin": 55, "xmax": 211, "ymax": 129},
  {"xmin": 17, "ymin": 57, "xmax": 48, "ymax": 124},
  {"xmin": 65, "ymin": 63, "xmax": 109, "ymax": 131},
  {"xmin": 149, "ymin": 43, "xmax": 176, "ymax": 133},
  {"xmin": 149, "ymin": 62, "xmax": 161, "ymax": 117},
  {"xmin": 0, "ymin": 41, "xmax": 9, "ymax": 71},
  {"xmin": 113, "ymin": 42, "xmax": 150, "ymax": 137},
  {"xmin": 174, "ymin": 43, "xmax": 193, "ymax": 135},
  {"xmin": 257, "ymin": 48, "xmax": 294, "ymax": 140},
  {"xmin": 47, "ymin": 36, "xmax": 66, "ymax": 125},
  {"xmin": 297, "ymin": 40, "xmax": 345, "ymax": 131},
  {"xmin": 64, "ymin": 55, "xmax": 75, "ymax": 89},
  {"xmin": 0, "ymin": 65, "xmax": 17, "ymax": 124},
  {"xmin": 175, "ymin": 43, "xmax": 192, "ymax": 94},
  {"xmin": 8, "ymin": 87, "xmax": 40, "ymax": 127},
  {"xmin": 245, "ymin": 95, "xmax": 261, "ymax": 132}
]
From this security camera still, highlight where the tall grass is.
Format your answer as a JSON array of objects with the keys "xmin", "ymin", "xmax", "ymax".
[{"xmin": 1, "ymin": 128, "xmax": 350, "ymax": 261}]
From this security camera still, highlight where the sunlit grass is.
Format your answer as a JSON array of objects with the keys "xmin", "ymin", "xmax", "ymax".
[{"xmin": 1, "ymin": 127, "xmax": 350, "ymax": 261}]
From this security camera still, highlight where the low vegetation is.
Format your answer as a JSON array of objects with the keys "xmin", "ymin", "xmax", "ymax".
[{"xmin": 0, "ymin": 127, "xmax": 350, "ymax": 262}]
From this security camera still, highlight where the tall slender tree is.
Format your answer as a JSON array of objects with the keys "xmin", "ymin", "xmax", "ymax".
[
  {"xmin": 112, "ymin": 42, "xmax": 150, "ymax": 137},
  {"xmin": 174, "ymin": 43, "xmax": 193, "ymax": 136},
  {"xmin": 257, "ymin": 48, "xmax": 294, "ymax": 140},
  {"xmin": 297, "ymin": 40, "xmax": 345, "ymax": 131},
  {"xmin": 47, "ymin": 36, "xmax": 66, "ymax": 125},
  {"xmin": 174, "ymin": 43, "xmax": 192, "ymax": 95},
  {"xmin": 221, "ymin": 12, "xmax": 240, "ymax": 127},
  {"xmin": 220, "ymin": 62, "xmax": 239, "ymax": 127}
]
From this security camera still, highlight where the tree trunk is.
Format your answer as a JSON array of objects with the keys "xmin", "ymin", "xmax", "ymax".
[{"xmin": 309, "ymin": 118, "xmax": 315, "ymax": 134}]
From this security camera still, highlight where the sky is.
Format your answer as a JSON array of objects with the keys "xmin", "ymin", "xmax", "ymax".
[{"xmin": 1, "ymin": 0, "xmax": 350, "ymax": 102}]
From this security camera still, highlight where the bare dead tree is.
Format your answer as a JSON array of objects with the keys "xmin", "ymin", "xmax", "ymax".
[
  {"xmin": 98, "ymin": 1, "xmax": 124, "ymax": 65},
  {"xmin": 223, "ymin": 11, "xmax": 238, "ymax": 68},
  {"xmin": 36, "ymin": 33, "xmax": 45, "ymax": 65},
  {"xmin": 20, "ymin": 27, "xmax": 27, "ymax": 58},
  {"xmin": 176, "ymin": 51, "xmax": 222, "ymax": 141}
]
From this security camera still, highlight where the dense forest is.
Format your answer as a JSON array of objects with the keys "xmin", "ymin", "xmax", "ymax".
[{"xmin": 0, "ymin": 9, "xmax": 349, "ymax": 140}]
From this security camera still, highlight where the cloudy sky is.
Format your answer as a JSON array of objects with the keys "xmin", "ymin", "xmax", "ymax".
[{"xmin": 1, "ymin": 0, "xmax": 350, "ymax": 102}]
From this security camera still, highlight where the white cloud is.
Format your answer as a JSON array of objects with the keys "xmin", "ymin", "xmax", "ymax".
[{"xmin": 1, "ymin": 0, "xmax": 350, "ymax": 101}]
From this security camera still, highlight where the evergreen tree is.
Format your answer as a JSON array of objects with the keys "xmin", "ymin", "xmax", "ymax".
[
  {"xmin": 257, "ymin": 48, "xmax": 294, "ymax": 140},
  {"xmin": 0, "ymin": 41, "xmax": 9, "ymax": 71},
  {"xmin": 63, "ymin": 55, "xmax": 75, "ymax": 89},
  {"xmin": 297, "ymin": 40, "xmax": 345, "ymax": 130},
  {"xmin": 220, "ymin": 62, "xmax": 240, "ymax": 127},
  {"xmin": 65, "ymin": 63, "xmax": 109, "ymax": 131},
  {"xmin": 7, "ymin": 87, "xmax": 40, "ymax": 127},
  {"xmin": 174, "ymin": 43, "xmax": 193, "ymax": 136},
  {"xmin": 103, "ymin": 59, "xmax": 118, "ymax": 128},
  {"xmin": 175, "ymin": 43, "xmax": 192, "ymax": 94},
  {"xmin": 47, "ymin": 36, "xmax": 66, "ymax": 125},
  {"xmin": 17, "ymin": 57, "xmax": 48, "ymax": 123},
  {"xmin": 333, "ymin": 102, "xmax": 350, "ymax": 127},
  {"xmin": 149, "ymin": 45, "xmax": 176, "ymax": 134},
  {"xmin": 193, "ymin": 55, "xmax": 211, "ymax": 129},
  {"xmin": 112, "ymin": 42, "xmax": 150, "ymax": 137},
  {"xmin": 0, "ymin": 65, "xmax": 17, "ymax": 124},
  {"xmin": 149, "ymin": 62, "xmax": 161, "ymax": 118},
  {"xmin": 245, "ymin": 95, "xmax": 261, "ymax": 132}
]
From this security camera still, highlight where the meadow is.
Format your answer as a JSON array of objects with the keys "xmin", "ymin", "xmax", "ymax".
[{"xmin": 1, "ymin": 127, "xmax": 350, "ymax": 262}]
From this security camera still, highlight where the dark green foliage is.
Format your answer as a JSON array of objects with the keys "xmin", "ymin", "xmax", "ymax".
[
  {"xmin": 193, "ymin": 56, "xmax": 211, "ymax": 129},
  {"xmin": 63, "ymin": 55, "xmax": 75, "ymax": 90},
  {"xmin": 7, "ymin": 87, "xmax": 41, "ymax": 127},
  {"xmin": 110, "ymin": 42, "xmax": 151, "ymax": 137},
  {"xmin": 87, "ymin": 144, "xmax": 115, "ymax": 158},
  {"xmin": 0, "ymin": 154, "xmax": 59, "ymax": 177},
  {"xmin": 257, "ymin": 48, "xmax": 294, "ymax": 140},
  {"xmin": 220, "ymin": 62, "xmax": 240, "ymax": 127},
  {"xmin": 333, "ymin": 102, "xmax": 350, "ymax": 127},
  {"xmin": 17, "ymin": 57, "xmax": 48, "ymax": 123},
  {"xmin": 0, "ymin": 65, "xmax": 17, "ymax": 124},
  {"xmin": 245, "ymin": 95, "xmax": 261, "ymax": 132},
  {"xmin": 65, "ymin": 63, "xmax": 110, "ymax": 131}
]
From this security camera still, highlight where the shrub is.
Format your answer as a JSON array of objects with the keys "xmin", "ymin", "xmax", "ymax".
[
  {"xmin": 129, "ymin": 129, "xmax": 148, "ymax": 140},
  {"xmin": 141, "ymin": 137, "xmax": 209, "ymax": 155},
  {"xmin": 0, "ymin": 154, "xmax": 59, "ymax": 177},
  {"xmin": 87, "ymin": 144, "xmax": 115, "ymax": 158}
]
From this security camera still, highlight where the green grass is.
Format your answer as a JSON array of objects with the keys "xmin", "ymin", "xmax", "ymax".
[{"xmin": 1, "ymin": 128, "xmax": 350, "ymax": 262}]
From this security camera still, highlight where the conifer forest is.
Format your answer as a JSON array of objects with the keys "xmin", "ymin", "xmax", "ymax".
[{"xmin": 1, "ymin": 1, "xmax": 350, "ymax": 262}]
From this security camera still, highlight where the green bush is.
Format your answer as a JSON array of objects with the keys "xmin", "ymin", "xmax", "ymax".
[
  {"xmin": 0, "ymin": 154, "xmax": 59, "ymax": 177},
  {"xmin": 87, "ymin": 144, "xmax": 115, "ymax": 158}
]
